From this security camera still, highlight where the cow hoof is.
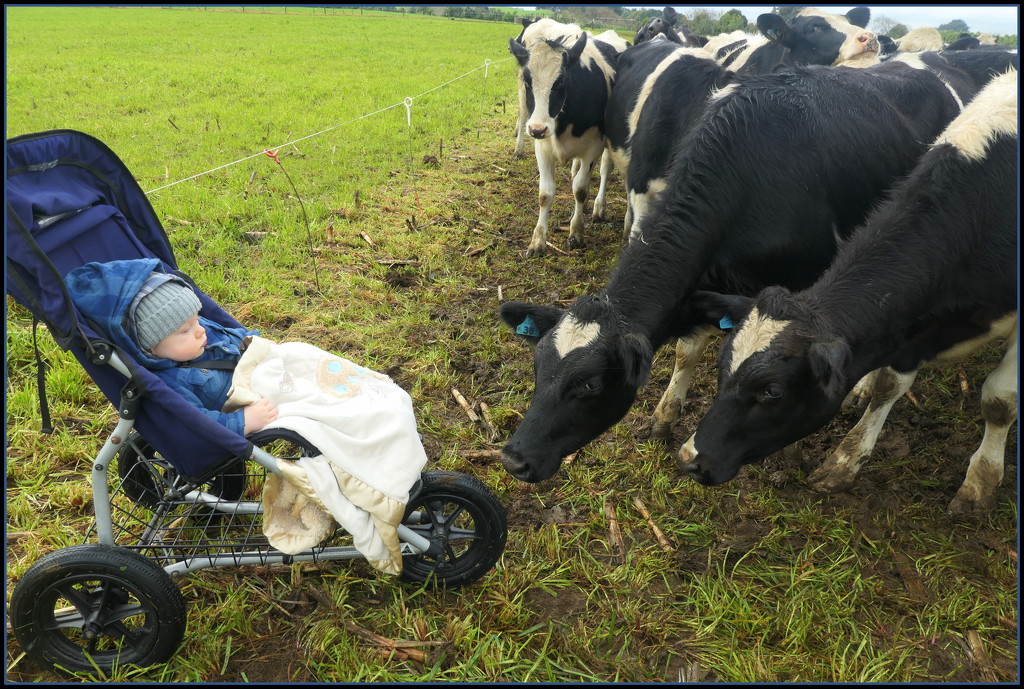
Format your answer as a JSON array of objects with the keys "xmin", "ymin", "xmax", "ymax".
[
  {"xmin": 566, "ymin": 236, "xmax": 585, "ymax": 251},
  {"xmin": 807, "ymin": 463, "xmax": 857, "ymax": 493},
  {"xmin": 636, "ymin": 417, "xmax": 672, "ymax": 442},
  {"xmin": 948, "ymin": 490, "xmax": 995, "ymax": 516},
  {"xmin": 525, "ymin": 245, "xmax": 546, "ymax": 258}
]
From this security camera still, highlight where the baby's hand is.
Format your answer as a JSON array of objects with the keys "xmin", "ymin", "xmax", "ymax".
[{"xmin": 243, "ymin": 398, "xmax": 278, "ymax": 434}]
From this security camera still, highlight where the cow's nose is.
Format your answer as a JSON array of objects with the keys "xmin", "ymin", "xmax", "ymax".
[
  {"xmin": 857, "ymin": 30, "xmax": 876, "ymax": 45},
  {"xmin": 501, "ymin": 446, "xmax": 532, "ymax": 480},
  {"xmin": 528, "ymin": 125, "xmax": 548, "ymax": 139},
  {"xmin": 680, "ymin": 460, "xmax": 704, "ymax": 482}
]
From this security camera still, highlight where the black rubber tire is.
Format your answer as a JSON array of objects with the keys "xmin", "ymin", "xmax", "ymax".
[
  {"xmin": 399, "ymin": 470, "xmax": 507, "ymax": 587},
  {"xmin": 115, "ymin": 431, "xmax": 247, "ymax": 508},
  {"xmin": 9, "ymin": 544, "xmax": 187, "ymax": 675}
]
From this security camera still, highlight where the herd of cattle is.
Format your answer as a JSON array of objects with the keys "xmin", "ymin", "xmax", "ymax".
[{"xmin": 497, "ymin": 7, "xmax": 1018, "ymax": 515}]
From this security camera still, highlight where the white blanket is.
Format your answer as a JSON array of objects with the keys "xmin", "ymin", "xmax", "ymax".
[{"xmin": 224, "ymin": 336, "xmax": 427, "ymax": 574}]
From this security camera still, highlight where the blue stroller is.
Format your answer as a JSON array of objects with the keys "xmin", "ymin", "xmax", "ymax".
[{"xmin": 6, "ymin": 129, "xmax": 508, "ymax": 675}]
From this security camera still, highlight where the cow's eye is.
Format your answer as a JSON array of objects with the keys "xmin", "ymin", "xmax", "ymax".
[
  {"xmin": 757, "ymin": 384, "xmax": 784, "ymax": 403},
  {"xmin": 579, "ymin": 378, "xmax": 603, "ymax": 395}
]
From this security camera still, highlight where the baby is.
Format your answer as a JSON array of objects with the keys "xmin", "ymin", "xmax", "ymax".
[{"xmin": 65, "ymin": 258, "xmax": 277, "ymax": 435}]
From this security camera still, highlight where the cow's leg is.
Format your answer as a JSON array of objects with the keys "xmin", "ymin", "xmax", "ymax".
[
  {"xmin": 842, "ymin": 369, "xmax": 878, "ymax": 411},
  {"xmin": 808, "ymin": 366, "xmax": 918, "ymax": 492},
  {"xmin": 949, "ymin": 332, "xmax": 1017, "ymax": 515},
  {"xmin": 622, "ymin": 196, "xmax": 633, "ymax": 244},
  {"xmin": 645, "ymin": 330, "xmax": 712, "ymax": 440},
  {"xmin": 527, "ymin": 143, "xmax": 557, "ymax": 257},
  {"xmin": 566, "ymin": 145, "xmax": 602, "ymax": 250},
  {"xmin": 514, "ymin": 74, "xmax": 528, "ymax": 159},
  {"xmin": 627, "ymin": 178, "xmax": 666, "ymax": 244},
  {"xmin": 592, "ymin": 148, "xmax": 613, "ymax": 222}
]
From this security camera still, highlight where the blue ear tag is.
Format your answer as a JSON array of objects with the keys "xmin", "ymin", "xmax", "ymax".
[
  {"xmin": 719, "ymin": 316, "xmax": 734, "ymax": 330},
  {"xmin": 516, "ymin": 315, "xmax": 542, "ymax": 337}
]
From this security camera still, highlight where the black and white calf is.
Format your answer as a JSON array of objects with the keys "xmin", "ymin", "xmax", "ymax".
[
  {"xmin": 679, "ymin": 69, "xmax": 1017, "ymax": 515},
  {"xmin": 498, "ymin": 55, "xmax": 979, "ymax": 484},
  {"xmin": 706, "ymin": 7, "xmax": 877, "ymax": 74},
  {"xmin": 509, "ymin": 19, "xmax": 629, "ymax": 257}
]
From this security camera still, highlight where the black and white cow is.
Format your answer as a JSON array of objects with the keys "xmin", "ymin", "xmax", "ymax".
[
  {"xmin": 706, "ymin": 7, "xmax": 877, "ymax": 75},
  {"xmin": 678, "ymin": 69, "xmax": 1018, "ymax": 515},
  {"xmin": 603, "ymin": 41, "xmax": 726, "ymax": 240},
  {"xmin": 509, "ymin": 19, "xmax": 629, "ymax": 257},
  {"xmin": 609, "ymin": 7, "xmax": 879, "ymax": 245},
  {"xmin": 498, "ymin": 54, "xmax": 979, "ymax": 484},
  {"xmin": 633, "ymin": 7, "xmax": 707, "ymax": 48}
]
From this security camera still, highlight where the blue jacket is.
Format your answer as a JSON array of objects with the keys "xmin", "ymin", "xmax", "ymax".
[{"xmin": 64, "ymin": 258, "xmax": 258, "ymax": 436}]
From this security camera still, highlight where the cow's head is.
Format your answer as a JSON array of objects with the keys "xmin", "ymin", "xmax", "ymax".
[
  {"xmin": 508, "ymin": 28, "xmax": 589, "ymax": 140},
  {"xmin": 677, "ymin": 288, "xmax": 852, "ymax": 486},
  {"xmin": 634, "ymin": 7, "xmax": 678, "ymax": 45},
  {"xmin": 499, "ymin": 296, "xmax": 653, "ymax": 482},
  {"xmin": 757, "ymin": 7, "xmax": 878, "ymax": 66}
]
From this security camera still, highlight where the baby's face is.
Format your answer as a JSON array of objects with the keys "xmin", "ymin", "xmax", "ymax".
[{"xmin": 150, "ymin": 315, "xmax": 207, "ymax": 361}]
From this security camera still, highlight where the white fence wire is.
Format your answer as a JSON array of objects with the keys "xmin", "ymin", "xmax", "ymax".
[{"xmin": 145, "ymin": 56, "xmax": 517, "ymax": 196}]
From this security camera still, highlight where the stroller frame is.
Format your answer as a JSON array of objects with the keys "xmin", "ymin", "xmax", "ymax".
[{"xmin": 6, "ymin": 129, "xmax": 508, "ymax": 676}]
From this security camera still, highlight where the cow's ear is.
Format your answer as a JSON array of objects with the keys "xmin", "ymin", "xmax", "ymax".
[
  {"xmin": 499, "ymin": 301, "xmax": 564, "ymax": 345},
  {"xmin": 566, "ymin": 32, "xmax": 588, "ymax": 65},
  {"xmin": 808, "ymin": 339, "xmax": 851, "ymax": 400},
  {"xmin": 690, "ymin": 291, "xmax": 754, "ymax": 332},
  {"xmin": 521, "ymin": 17, "xmax": 535, "ymax": 29},
  {"xmin": 663, "ymin": 6, "xmax": 678, "ymax": 26},
  {"xmin": 619, "ymin": 333, "xmax": 653, "ymax": 388},
  {"xmin": 509, "ymin": 37, "xmax": 530, "ymax": 65},
  {"xmin": 756, "ymin": 13, "xmax": 789, "ymax": 44},
  {"xmin": 846, "ymin": 7, "xmax": 870, "ymax": 29}
]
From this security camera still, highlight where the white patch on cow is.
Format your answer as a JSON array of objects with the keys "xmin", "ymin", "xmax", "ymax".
[
  {"xmin": 892, "ymin": 53, "xmax": 966, "ymax": 110},
  {"xmin": 553, "ymin": 314, "xmax": 602, "ymax": 358},
  {"xmin": 608, "ymin": 146, "xmax": 630, "ymax": 176},
  {"xmin": 708, "ymin": 82, "xmax": 740, "ymax": 102},
  {"xmin": 702, "ymin": 30, "xmax": 751, "ymax": 61},
  {"xmin": 723, "ymin": 35, "xmax": 768, "ymax": 73},
  {"xmin": 629, "ymin": 48, "xmax": 711, "ymax": 140},
  {"xmin": 894, "ymin": 26, "xmax": 944, "ymax": 52},
  {"xmin": 548, "ymin": 125, "xmax": 604, "ymax": 164},
  {"xmin": 929, "ymin": 312, "xmax": 1018, "ymax": 365},
  {"xmin": 679, "ymin": 433, "xmax": 698, "ymax": 464},
  {"xmin": 934, "ymin": 69, "xmax": 1018, "ymax": 162},
  {"xmin": 728, "ymin": 307, "xmax": 792, "ymax": 375}
]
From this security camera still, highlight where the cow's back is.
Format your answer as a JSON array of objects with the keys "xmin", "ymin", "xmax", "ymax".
[{"xmin": 644, "ymin": 63, "xmax": 976, "ymax": 294}]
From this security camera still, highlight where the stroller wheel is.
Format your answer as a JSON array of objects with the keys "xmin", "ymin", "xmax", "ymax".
[
  {"xmin": 399, "ymin": 470, "xmax": 507, "ymax": 587},
  {"xmin": 116, "ymin": 431, "xmax": 246, "ymax": 507},
  {"xmin": 9, "ymin": 544, "xmax": 186, "ymax": 676}
]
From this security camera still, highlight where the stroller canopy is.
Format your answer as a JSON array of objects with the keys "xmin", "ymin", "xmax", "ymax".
[{"xmin": 7, "ymin": 129, "xmax": 252, "ymax": 478}]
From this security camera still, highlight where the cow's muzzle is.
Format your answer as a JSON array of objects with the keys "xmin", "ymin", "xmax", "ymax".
[{"xmin": 528, "ymin": 125, "xmax": 549, "ymax": 140}]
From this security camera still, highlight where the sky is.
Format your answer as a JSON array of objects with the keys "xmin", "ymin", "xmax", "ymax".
[{"xmin": 628, "ymin": 5, "xmax": 1020, "ymax": 36}]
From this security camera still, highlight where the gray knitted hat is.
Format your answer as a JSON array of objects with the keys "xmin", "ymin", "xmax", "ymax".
[{"xmin": 132, "ymin": 278, "xmax": 202, "ymax": 351}]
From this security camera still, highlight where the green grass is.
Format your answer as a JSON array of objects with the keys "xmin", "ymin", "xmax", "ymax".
[{"xmin": 5, "ymin": 5, "xmax": 1018, "ymax": 684}]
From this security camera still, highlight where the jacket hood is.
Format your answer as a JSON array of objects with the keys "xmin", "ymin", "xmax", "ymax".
[{"xmin": 64, "ymin": 258, "xmax": 190, "ymax": 370}]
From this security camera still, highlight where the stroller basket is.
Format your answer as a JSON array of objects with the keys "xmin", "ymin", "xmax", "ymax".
[{"xmin": 6, "ymin": 130, "xmax": 508, "ymax": 676}]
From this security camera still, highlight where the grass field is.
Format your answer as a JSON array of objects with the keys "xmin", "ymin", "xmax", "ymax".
[{"xmin": 5, "ymin": 5, "xmax": 1019, "ymax": 683}]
